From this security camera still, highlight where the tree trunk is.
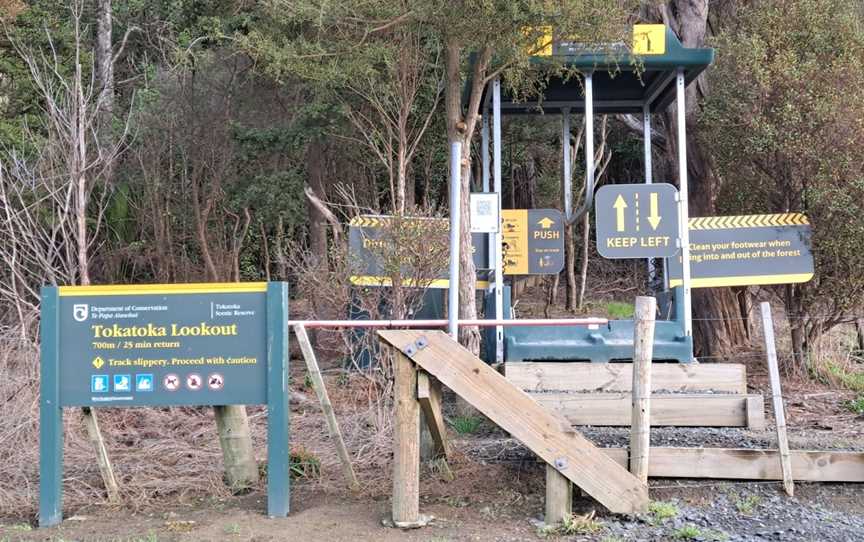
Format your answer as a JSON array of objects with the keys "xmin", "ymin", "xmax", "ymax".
[
  {"xmin": 578, "ymin": 212, "xmax": 590, "ymax": 310},
  {"xmin": 94, "ymin": 0, "xmax": 114, "ymax": 148},
  {"xmin": 444, "ymin": 39, "xmax": 485, "ymax": 356},
  {"xmin": 662, "ymin": 0, "xmax": 748, "ymax": 359},
  {"xmin": 564, "ymin": 222, "xmax": 577, "ymax": 311},
  {"xmin": 306, "ymin": 139, "xmax": 329, "ymax": 270}
]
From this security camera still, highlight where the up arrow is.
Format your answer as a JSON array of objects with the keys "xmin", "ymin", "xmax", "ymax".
[
  {"xmin": 613, "ymin": 195, "xmax": 627, "ymax": 232},
  {"xmin": 647, "ymin": 192, "xmax": 662, "ymax": 230},
  {"xmin": 537, "ymin": 217, "xmax": 555, "ymax": 229}
]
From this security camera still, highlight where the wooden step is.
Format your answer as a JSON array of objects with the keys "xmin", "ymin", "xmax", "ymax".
[
  {"xmin": 531, "ymin": 392, "xmax": 765, "ymax": 428},
  {"xmin": 600, "ymin": 447, "xmax": 864, "ymax": 482},
  {"xmin": 505, "ymin": 361, "xmax": 747, "ymax": 394},
  {"xmin": 378, "ymin": 330, "xmax": 649, "ymax": 515}
]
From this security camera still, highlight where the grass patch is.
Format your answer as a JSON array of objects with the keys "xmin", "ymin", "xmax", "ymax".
[
  {"xmin": 648, "ymin": 500, "xmax": 679, "ymax": 522},
  {"xmin": 449, "ymin": 416, "xmax": 483, "ymax": 434},
  {"xmin": 843, "ymin": 395, "xmax": 864, "ymax": 415},
  {"xmin": 538, "ymin": 512, "xmax": 603, "ymax": 537},
  {"xmin": 818, "ymin": 362, "xmax": 864, "ymax": 392},
  {"xmin": 223, "ymin": 523, "xmax": 241, "ymax": 536},
  {"xmin": 673, "ymin": 525, "xmax": 703, "ymax": 540},
  {"xmin": 605, "ymin": 301, "xmax": 634, "ymax": 319},
  {"xmin": 673, "ymin": 525, "xmax": 728, "ymax": 541},
  {"xmin": 289, "ymin": 447, "xmax": 321, "ymax": 478},
  {"xmin": 735, "ymin": 494, "xmax": 762, "ymax": 515}
]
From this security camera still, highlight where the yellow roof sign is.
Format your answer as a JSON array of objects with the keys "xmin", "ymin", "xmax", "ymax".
[{"xmin": 633, "ymin": 24, "xmax": 666, "ymax": 55}]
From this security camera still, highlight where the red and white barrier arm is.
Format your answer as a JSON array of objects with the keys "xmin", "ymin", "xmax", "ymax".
[{"xmin": 286, "ymin": 318, "xmax": 607, "ymax": 329}]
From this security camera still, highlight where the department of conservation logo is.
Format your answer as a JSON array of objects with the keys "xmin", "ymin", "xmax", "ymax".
[{"xmin": 73, "ymin": 303, "xmax": 88, "ymax": 322}]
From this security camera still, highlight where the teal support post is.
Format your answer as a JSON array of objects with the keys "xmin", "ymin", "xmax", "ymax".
[
  {"xmin": 39, "ymin": 286, "xmax": 63, "ymax": 527},
  {"xmin": 266, "ymin": 282, "xmax": 290, "ymax": 517}
]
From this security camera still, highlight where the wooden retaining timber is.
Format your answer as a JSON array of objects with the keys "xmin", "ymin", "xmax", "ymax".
[
  {"xmin": 378, "ymin": 330, "xmax": 649, "ymax": 515},
  {"xmin": 505, "ymin": 361, "xmax": 748, "ymax": 395},
  {"xmin": 532, "ymin": 392, "xmax": 765, "ymax": 428},
  {"xmin": 505, "ymin": 361, "xmax": 764, "ymax": 429},
  {"xmin": 600, "ymin": 448, "xmax": 864, "ymax": 482}
]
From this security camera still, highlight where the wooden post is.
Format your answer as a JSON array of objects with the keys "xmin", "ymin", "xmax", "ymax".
[
  {"xmin": 82, "ymin": 407, "xmax": 120, "ymax": 502},
  {"xmin": 760, "ymin": 302, "xmax": 794, "ymax": 496},
  {"xmin": 417, "ymin": 371, "xmax": 449, "ymax": 459},
  {"xmin": 293, "ymin": 325, "xmax": 360, "ymax": 491},
  {"xmin": 214, "ymin": 405, "xmax": 259, "ymax": 491},
  {"xmin": 545, "ymin": 464, "xmax": 572, "ymax": 525},
  {"xmin": 392, "ymin": 349, "xmax": 420, "ymax": 525},
  {"xmin": 630, "ymin": 296, "xmax": 656, "ymax": 484}
]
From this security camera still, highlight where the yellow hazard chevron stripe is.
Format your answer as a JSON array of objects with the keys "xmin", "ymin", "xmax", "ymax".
[
  {"xmin": 689, "ymin": 213, "xmax": 809, "ymax": 230},
  {"xmin": 350, "ymin": 275, "xmax": 489, "ymax": 289},
  {"xmin": 349, "ymin": 216, "xmax": 391, "ymax": 228}
]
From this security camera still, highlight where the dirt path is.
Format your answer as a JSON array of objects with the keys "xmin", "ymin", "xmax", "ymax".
[{"xmin": 5, "ymin": 464, "xmax": 864, "ymax": 542}]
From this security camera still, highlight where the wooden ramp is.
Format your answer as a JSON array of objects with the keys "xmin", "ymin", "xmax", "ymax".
[{"xmin": 378, "ymin": 330, "xmax": 649, "ymax": 515}]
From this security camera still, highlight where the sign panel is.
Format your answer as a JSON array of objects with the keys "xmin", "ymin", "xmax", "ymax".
[
  {"xmin": 40, "ymin": 282, "xmax": 290, "ymax": 526},
  {"xmin": 349, "ymin": 215, "xmax": 489, "ymax": 288},
  {"xmin": 596, "ymin": 183, "xmax": 680, "ymax": 259},
  {"xmin": 668, "ymin": 214, "xmax": 814, "ymax": 288},
  {"xmin": 501, "ymin": 209, "xmax": 565, "ymax": 275},
  {"xmin": 633, "ymin": 24, "xmax": 667, "ymax": 55},
  {"xmin": 470, "ymin": 193, "xmax": 500, "ymax": 233},
  {"xmin": 57, "ymin": 284, "xmax": 269, "ymax": 407}
]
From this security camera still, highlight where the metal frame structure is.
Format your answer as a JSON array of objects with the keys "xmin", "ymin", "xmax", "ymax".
[{"xmin": 464, "ymin": 27, "xmax": 714, "ymax": 363}]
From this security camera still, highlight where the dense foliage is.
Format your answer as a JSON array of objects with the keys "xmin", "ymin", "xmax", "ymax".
[{"xmin": 702, "ymin": 0, "xmax": 864, "ymax": 358}]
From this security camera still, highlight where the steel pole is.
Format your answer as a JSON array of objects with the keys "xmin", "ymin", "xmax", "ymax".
[
  {"xmin": 585, "ymin": 72, "xmax": 595, "ymax": 216},
  {"xmin": 643, "ymin": 104, "xmax": 657, "ymax": 291},
  {"xmin": 676, "ymin": 69, "xmax": 693, "ymax": 338},
  {"xmin": 563, "ymin": 108, "xmax": 572, "ymax": 219},
  {"xmin": 449, "ymin": 141, "xmax": 462, "ymax": 340},
  {"xmin": 492, "ymin": 78, "xmax": 504, "ymax": 362}
]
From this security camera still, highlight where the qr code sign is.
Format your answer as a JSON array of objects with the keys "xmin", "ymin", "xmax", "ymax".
[{"xmin": 476, "ymin": 200, "xmax": 493, "ymax": 216}]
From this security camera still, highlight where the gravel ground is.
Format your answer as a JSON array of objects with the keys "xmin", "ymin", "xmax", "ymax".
[
  {"xmin": 461, "ymin": 429, "xmax": 864, "ymax": 541},
  {"xmin": 567, "ymin": 482, "xmax": 864, "ymax": 542}
]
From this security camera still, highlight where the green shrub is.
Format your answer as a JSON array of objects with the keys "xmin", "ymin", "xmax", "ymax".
[{"xmin": 449, "ymin": 416, "xmax": 483, "ymax": 434}]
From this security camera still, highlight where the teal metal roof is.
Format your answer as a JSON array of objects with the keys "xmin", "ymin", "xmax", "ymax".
[{"xmin": 478, "ymin": 28, "xmax": 714, "ymax": 115}]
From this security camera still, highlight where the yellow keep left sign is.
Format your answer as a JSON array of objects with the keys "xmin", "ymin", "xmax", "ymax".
[{"xmin": 633, "ymin": 24, "xmax": 666, "ymax": 55}]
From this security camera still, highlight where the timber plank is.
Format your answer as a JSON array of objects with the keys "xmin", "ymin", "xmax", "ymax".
[
  {"xmin": 506, "ymin": 362, "xmax": 747, "ymax": 395},
  {"xmin": 643, "ymin": 448, "xmax": 864, "ymax": 482},
  {"xmin": 533, "ymin": 392, "xmax": 761, "ymax": 427},
  {"xmin": 378, "ymin": 330, "xmax": 648, "ymax": 514}
]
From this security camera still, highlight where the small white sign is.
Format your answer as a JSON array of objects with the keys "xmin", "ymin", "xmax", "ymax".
[{"xmin": 470, "ymin": 193, "xmax": 500, "ymax": 233}]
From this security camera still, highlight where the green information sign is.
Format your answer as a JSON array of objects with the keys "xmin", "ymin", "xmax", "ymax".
[
  {"xmin": 40, "ymin": 282, "xmax": 290, "ymax": 527},
  {"xmin": 57, "ymin": 284, "xmax": 268, "ymax": 407}
]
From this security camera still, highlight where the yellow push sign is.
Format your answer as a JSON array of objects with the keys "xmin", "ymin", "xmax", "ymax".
[{"xmin": 501, "ymin": 209, "xmax": 565, "ymax": 275}]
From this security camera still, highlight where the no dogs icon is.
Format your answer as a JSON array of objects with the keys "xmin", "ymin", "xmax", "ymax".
[
  {"xmin": 208, "ymin": 373, "xmax": 224, "ymax": 391},
  {"xmin": 163, "ymin": 373, "xmax": 180, "ymax": 391}
]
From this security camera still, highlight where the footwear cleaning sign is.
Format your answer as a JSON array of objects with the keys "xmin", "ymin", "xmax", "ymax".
[{"xmin": 55, "ymin": 283, "xmax": 269, "ymax": 407}]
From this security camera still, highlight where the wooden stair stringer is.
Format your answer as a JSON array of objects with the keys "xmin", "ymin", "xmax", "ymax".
[{"xmin": 378, "ymin": 330, "xmax": 648, "ymax": 515}]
